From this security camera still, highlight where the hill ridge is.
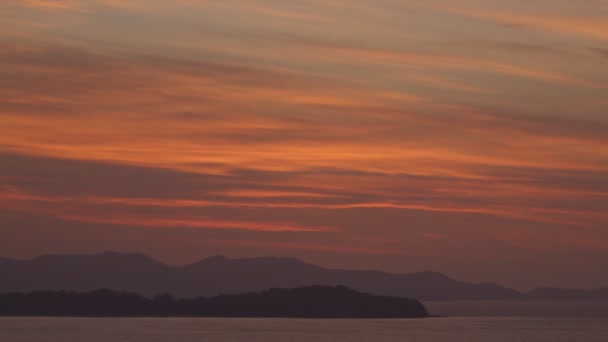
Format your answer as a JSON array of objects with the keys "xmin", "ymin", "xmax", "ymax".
[{"xmin": 3, "ymin": 252, "xmax": 604, "ymax": 300}]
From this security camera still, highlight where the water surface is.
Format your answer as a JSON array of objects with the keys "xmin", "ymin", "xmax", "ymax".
[
  {"xmin": 2, "ymin": 316, "xmax": 608, "ymax": 342},
  {"xmin": 424, "ymin": 300, "xmax": 608, "ymax": 317}
]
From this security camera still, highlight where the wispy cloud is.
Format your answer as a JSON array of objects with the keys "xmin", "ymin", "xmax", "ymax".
[
  {"xmin": 1, "ymin": 0, "xmax": 608, "ymax": 289},
  {"xmin": 439, "ymin": 6, "xmax": 608, "ymax": 41}
]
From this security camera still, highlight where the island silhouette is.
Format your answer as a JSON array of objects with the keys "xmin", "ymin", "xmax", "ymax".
[{"xmin": 0, "ymin": 286, "xmax": 429, "ymax": 318}]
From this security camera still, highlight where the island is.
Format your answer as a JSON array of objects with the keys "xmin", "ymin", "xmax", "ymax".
[{"xmin": 0, "ymin": 285, "xmax": 429, "ymax": 318}]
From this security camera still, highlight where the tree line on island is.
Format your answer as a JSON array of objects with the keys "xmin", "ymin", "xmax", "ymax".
[{"xmin": 0, "ymin": 285, "xmax": 429, "ymax": 318}]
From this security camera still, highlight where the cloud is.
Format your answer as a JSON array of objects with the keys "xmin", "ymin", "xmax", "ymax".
[
  {"xmin": 1, "ymin": 0, "xmax": 608, "ymax": 289},
  {"xmin": 59, "ymin": 212, "xmax": 337, "ymax": 233},
  {"xmin": 2, "ymin": 149, "xmax": 606, "ymax": 232},
  {"xmin": 18, "ymin": 0, "xmax": 85, "ymax": 12},
  {"xmin": 1, "ymin": 39, "xmax": 606, "ymax": 230},
  {"xmin": 412, "ymin": 0, "xmax": 608, "ymax": 40},
  {"xmin": 590, "ymin": 47, "xmax": 608, "ymax": 60}
]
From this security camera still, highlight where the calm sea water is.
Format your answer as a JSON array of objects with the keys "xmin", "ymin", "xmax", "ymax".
[
  {"xmin": 2, "ymin": 302, "xmax": 608, "ymax": 342},
  {"xmin": 425, "ymin": 300, "xmax": 608, "ymax": 317}
]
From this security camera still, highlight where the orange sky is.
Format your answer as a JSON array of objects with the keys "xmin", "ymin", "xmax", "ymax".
[{"xmin": 1, "ymin": 0, "xmax": 607, "ymax": 290}]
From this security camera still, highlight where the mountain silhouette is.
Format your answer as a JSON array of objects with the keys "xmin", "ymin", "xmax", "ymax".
[
  {"xmin": 525, "ymin": 286, "xmax": 608, "ymax": 300},
  {"xmin": 0, "ymin": 252, "xmax": 528, "ymax": 300}
]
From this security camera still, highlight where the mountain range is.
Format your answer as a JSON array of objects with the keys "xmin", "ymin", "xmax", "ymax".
[{"xmin": 1, "ymin": 252, "xmax": 606, "ymax": 300}]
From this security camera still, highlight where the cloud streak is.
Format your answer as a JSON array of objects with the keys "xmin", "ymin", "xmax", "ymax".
[{"xmin": 1, "ymin": 0, "xmax": 607, "ymax": 289}]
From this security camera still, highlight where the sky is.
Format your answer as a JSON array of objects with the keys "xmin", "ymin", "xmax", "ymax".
[{"xmin": 1, "ymin": 0, "xmax": 607, "ymax": 290}]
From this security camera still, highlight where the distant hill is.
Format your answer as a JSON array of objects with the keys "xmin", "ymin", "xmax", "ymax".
[
  {"xmin": 0, "ymin": 286, "xmax": 429, "ymax": 318},
  {"xmin": 0, "ymin": 252, "xmax": 526, "ymax": 300},
  {"xmin": 526, "ymin": 287, "xmax": 608, "ymax": 300}
]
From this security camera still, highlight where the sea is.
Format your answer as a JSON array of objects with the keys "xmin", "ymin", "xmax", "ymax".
[{"xmin": 2, "ymin": 301, "xmax": 608, "ymax": 341}]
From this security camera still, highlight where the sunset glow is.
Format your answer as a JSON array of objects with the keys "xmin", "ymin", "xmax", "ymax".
[{"xmin": 1, "ymin": 0, "xmax": 607, "ymax": 290}]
